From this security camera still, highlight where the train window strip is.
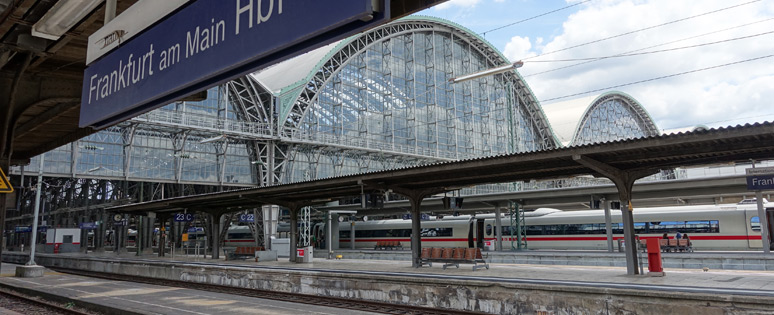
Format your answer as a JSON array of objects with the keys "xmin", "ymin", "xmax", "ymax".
[
  {"xmin": 339, "ymin": 228, "xmax": 453, "ymax": 239},
  {"xmin": 502, "ymin": 220, "xmax": 720, "ymax": 235}
]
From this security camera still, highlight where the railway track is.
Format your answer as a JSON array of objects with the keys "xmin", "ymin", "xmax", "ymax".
[
  {"xmin": 0, "ymin": 287, "xmax": 94, "ymax": 315},
  {"xmin": 52, "ymin": 267, "xmax": 484, "ymax": 315}
]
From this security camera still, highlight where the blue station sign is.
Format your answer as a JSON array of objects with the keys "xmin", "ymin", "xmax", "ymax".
[
  {"xmin": 80, "ymin": 0, "xmax": 390, "ymax": 129},
  {"xmin": 80, "ymin": 222, "xmax": 97, "ymax": 230},
  {"xmin": 746, "ymin": 167, "xmax": 774, "ymax": 190}
]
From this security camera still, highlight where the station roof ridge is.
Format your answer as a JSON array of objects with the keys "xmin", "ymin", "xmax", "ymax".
[{"xmin": 108, "ymin": 121, "xmax": 774, "ymax": 214}]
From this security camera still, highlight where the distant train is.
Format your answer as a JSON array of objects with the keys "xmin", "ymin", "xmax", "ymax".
[
  {"xmin": 330, "ymin": 201, "xmax": 773, "ymax": 251},
  {"xmin": 125, "ymin": 201, "xmax": 773, "ymax": 252}
]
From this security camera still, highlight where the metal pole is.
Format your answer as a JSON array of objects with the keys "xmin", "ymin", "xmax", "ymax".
[
  {"xmin": 104, "ymin": 0, "xmax": 117, "ymax": 24},
  {"xmin": 621, "ymin": 200, "xmax": 639, "ymax": 275},
  {"xmin": 603, "ymin": 199, "xmax": 614, "ymax": 252},
  {"xmin": 326, "ymin": 212, "xmax": 332, "ymax": 259},
  {"xmin": 494, "ymin": 205, "xmax": 502, "ymax": 251},
  {"xmin": 756, "ymin": 190, "xmax": 770, "ymax": 254},
  {"xmin": 27, "ymin": 154, "xmax": 44, "ymax": 265},
  {"xmin": 350, "ymin": 218, "xmax": 355, "ymax": 250}
]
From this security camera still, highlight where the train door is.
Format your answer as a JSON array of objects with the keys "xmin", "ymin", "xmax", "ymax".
[
  {"xmin": 476, "ymin": 219, "xmax": 485, "ymax": 249},
  {"xmin": 768, "ymin": 208, "xmax": 774, "ymax": 250},
  {"xmin": 468, "ymin": 221, "xmax": 474, "ymax": 248}
]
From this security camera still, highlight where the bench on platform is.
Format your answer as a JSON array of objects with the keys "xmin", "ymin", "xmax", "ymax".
[
  {"xmin": 420, "ymin": 247, "xmax": 489, "ymax": 271},
  {"xmin": 659, "ymin": 239, "xmax": 693, "ymax": 252},
  {"xmin": 374, "ymin": 240, "xmax": 403, "ymax": 250},
  {"xmin": 224, "ymin": 246, "xmax": 263, "ymax": 261}
]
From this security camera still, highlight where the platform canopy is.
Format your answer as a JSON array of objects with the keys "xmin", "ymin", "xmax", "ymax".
[{"xmin": 108, "ymin": 122, "xmax": 774, "ymax": 215}]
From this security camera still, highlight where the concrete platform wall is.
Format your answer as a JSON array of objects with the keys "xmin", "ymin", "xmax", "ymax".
[
  {"xmin": 321, "ymin": 250, "xmax": 774, "ymax": 271},
  {"xmin": 3, "ymin": 253, "xmax": 774, "ymax": 314}
]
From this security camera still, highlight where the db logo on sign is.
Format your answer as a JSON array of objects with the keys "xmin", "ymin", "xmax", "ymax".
[{"xmin": 297, "ymin": 249, "xmax": 305, "ymax": 257}]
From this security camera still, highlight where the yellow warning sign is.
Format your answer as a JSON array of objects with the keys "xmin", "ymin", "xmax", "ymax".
[
  {"xmin": 0, "ymin": 167, "xmax": 12, "ymax": 193},
  {"xmin": 181, "ymin": 233, "xmax": 189, "ymax": 242}
]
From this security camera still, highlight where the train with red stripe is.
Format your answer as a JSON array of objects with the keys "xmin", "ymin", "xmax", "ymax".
[{"xmin": 332, "ymin": 201, "xmax": 774, "ymax": 251}]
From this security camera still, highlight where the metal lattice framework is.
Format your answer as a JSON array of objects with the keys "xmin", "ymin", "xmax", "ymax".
[
  {"xmin": 226, "ymin": 17, "xmax": 560, "ymax": 185},
  {"xmin": 572, "ymin": 92, "xmax": 660, "ymax": 145},
  {"xmin": 6, "ymin": 18, "xmax": 670, "ymax": 241}
]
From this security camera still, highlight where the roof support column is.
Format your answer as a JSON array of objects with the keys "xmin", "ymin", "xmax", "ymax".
[
  {"xmin": 495, "ymin": 204, "xmax": 503, "ymax": 252},
  {"xmin": 157, "ymin": 214, "xmax": 169, "ymax": 257},
  {"xmin": 409, "ymin": 196, "xmax": 423, "ymax": 268},
  {"xmin": 288, "ymin": 205, "xmax": 301, "ymax": 262},
  {"xmin": 388, "ymin": 188, "xmax": 439, "ymax": 268},
  {"xmin": 573, "ymin": 155, "xmax": 657, "ymax": 275},
  {"xmin": 209, "ymin": 211, "xmax": 227, "ymax": 260}
]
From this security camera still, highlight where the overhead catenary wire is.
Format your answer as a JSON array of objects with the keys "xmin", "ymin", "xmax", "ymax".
[
  {"xmin": 523, "ymin": 17, "xmax": 774, "ymax": 77},
  {"xmin": 523, "ymin": 0, "xmax": 762, "ymax": 61},
  {"xmin": 523, "ymin": 29, "xmax": 774, "ymax": 63},
  {"xmin": 480, "ymin": 0, "xmax": 592, "ymax": 36},
  {"xmin": 539, "ymin": 54, "xmax": 774, "ymax": 103}
]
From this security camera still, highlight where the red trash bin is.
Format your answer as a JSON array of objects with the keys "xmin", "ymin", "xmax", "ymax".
[{"xmin": 646, "ymin": 238, "xmax": 664, "ymax": 276}]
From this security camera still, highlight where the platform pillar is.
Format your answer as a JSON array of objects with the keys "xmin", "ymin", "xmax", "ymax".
[
  {"xmin": 143, "ymin": 217, "xmax": 154, "ymax": 255},
  {"xmin": 350, "ymin": 219, "xmax": 356, "ymax": 250},
  {"xmin": 409, "ymin": 197, "xmax": 423, "ymax": 268},
  {"xmin": 495, "ymin": 205, "xmax": 503, "ymax": 251},
  {"xmin": 211, "ymin": 213, "xmax": 221, "ymax": 260},
  {"xmin": 573, "ymin": 155, "xmax": 656, "ymax": 275},
  {"xmin": 289, "ymin": 206, "xmax": 300, "ymax": 262},
  {"xmin": 603, "ymin": 199, "xmax": 614, "ymax": 253}
]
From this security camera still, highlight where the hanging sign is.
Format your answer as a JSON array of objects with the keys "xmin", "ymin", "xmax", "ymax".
[
  {"xmin": 746, "ymin": 167, "xmax": 774, "ymax": 190},
  {"xmin": 80, "ymin": 0, "xmax": 391, "ymax": 129}
]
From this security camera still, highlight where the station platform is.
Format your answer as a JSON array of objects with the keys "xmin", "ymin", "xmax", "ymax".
[
  {"xmin": 0, "ymin": 261, "xmax": 373, "ymax": 315},
  {"xmin": 2, "ymin": 250, "xmax": 774, "ymax": 314},
  {"xmin": 323, "ymin": 248, "xmax": 774, "ymax": 270}
]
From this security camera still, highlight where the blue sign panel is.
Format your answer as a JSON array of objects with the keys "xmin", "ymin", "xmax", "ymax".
[
  {"xmin": 187, "ymin": 227, "xmax": 204, "ymax": 233},
  {"xmin": 80, "ymin": 222, "xmax": 97, "ymax": 230},
  {"xmin": 239, "ymin": 213, "xmax": 255, "ymax": 223},
  {"xmin": 81, "ymin": 0, "xmax": 390, "ymax": 128},
  {"xmin": 401, "ymin": 213, "xmax": 430, "ymax": 220},
  {"xmin": 174, "ymin": 213, "xmax": 195, "ymax": 222},
  {"xmin": 15, "ymin": 226, "xmax": 31, "ymax": 233},
  {"xmin": 747, "ymin": 174, "xmax": 774, "ymax": 190}
]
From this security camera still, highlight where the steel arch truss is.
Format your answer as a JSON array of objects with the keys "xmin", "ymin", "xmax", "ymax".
[
  {"xmin": 282, "ymin": 19, "xmax": 558, "ymax": 158},
  {"xmin": 571, "ymin": 93, "xmax": 660, "ymax": 146}
]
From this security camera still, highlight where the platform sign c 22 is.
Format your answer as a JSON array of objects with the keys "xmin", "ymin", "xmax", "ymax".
[
  {"xmin": 239, "ymin": 213, "xmax": 255, "ymax": 222},
  {"xmin": 746, "ymin": 167, "xmax": 774, "ymax": 190},
  {"xmin": 174, "ymin": 213, "xmax": 195, "ymax": 222}
]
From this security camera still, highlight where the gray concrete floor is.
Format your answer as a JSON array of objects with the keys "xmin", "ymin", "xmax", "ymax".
[{"xmin": 0, "ymin": 262, "xmax": 377, "ymax": 315}]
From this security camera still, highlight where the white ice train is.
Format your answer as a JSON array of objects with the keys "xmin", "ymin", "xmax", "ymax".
[{"xmin": 331, "ymin": 201, "xmax": 774, "ymax": 251}]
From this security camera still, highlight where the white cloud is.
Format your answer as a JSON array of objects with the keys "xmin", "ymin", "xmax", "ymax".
[
  {"xmin": 503, "ymin": 35, "xmax": 535, "ymax": 61},
  {"xmin": 518, "ymin": 0, "xmax": 774, "ymax": 129},
  {"xmin": 435, "ymin": 0, "xmax": 483, "ymax": 10}
]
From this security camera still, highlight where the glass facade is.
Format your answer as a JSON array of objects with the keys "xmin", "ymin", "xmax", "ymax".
[
  {"xmin": 14, "ymin": 18, "xmax": 660, "ymax": 191},
  {"xmin": 572, "ymin": 95, "xmax": 657, "ymax": 145}
]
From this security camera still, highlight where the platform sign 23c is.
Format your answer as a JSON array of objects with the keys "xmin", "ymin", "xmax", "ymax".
[{"xmin": 174, "ymin": 213, "xmax": 195, "ymax": 222}]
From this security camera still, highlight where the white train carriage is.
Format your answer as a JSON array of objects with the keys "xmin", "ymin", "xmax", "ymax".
[
  {"xmin": 335, "ymin": 201, "xmax": 774, "ymax": 251},
  {"xmin": 337, "ymin": 218, "xmax": 473, "ymax": 249}
]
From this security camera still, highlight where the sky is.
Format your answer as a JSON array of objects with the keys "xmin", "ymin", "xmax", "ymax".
[{"xmin": 418, "ymin": 0, "xmax": 774, "ymax": 131}]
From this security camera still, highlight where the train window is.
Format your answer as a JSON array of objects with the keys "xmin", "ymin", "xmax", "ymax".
[
  {"xmin": 421, "ymin": 228, "xmax": 453, "ymax": 237},
  {"xmin": 751, "ymin": 217, "xmax": 761, "ymax": 232},
  {"xmin": 340, "ymin": 231, "xmax": 350, "ymax": 239},
  {"xmin": 486, "ymin": 224, "xmax": 492, "ymax": 236},
  {"xmin": 228, "ymin": 232, "xmax": 253, "ymax": 240},
  {"xmin": 525, "ymin": 225, "xmax": 543, "ymax": 235}
]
